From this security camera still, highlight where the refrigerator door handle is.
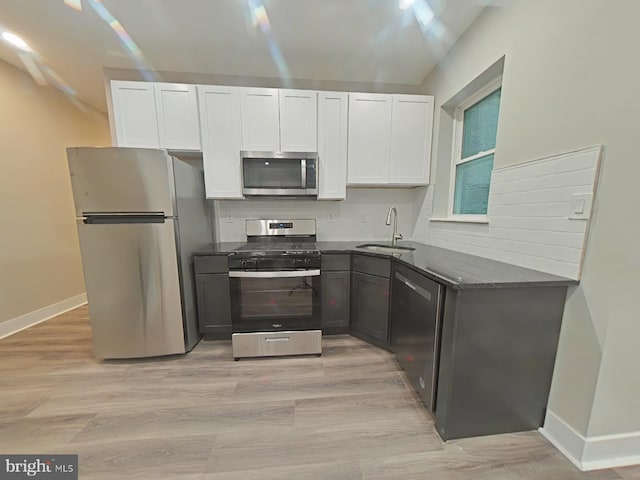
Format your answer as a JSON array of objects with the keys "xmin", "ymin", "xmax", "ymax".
[{"xmin": 82, "ymin": 213, "xmax": 166, "ymax": 224}]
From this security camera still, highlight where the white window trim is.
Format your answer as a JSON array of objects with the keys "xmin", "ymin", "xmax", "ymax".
[{"xmin": 443, "ymin": 76, "xmax": 502, "ymax": 223}]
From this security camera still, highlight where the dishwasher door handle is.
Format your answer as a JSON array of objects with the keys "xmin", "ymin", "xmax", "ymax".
[
  {"xmin": 395, "ymin": 272, "xmax": 432, "ymax": 302},
  {"xmin": 229, "ymin": 269, "xmax": 321, "ymax": 278}
]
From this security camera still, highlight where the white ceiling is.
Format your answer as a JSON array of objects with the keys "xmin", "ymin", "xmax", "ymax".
[{"xmin": 0, "ymin": 0, "xmax": 487, "ymax": 112}]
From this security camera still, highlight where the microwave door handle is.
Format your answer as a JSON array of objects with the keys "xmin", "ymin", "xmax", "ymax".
[{"xmin": 301, "ymin": 158, "xmax": 307, "ymax": 188}]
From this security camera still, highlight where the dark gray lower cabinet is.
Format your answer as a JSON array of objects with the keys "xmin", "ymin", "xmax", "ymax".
[
  {"xmin": 320, "ymin": 254, "xmax": 350, "ymax": 332},
  {"xmin": 350, "ymin": 255, "xmax": 390, "ymax": 343},
  {"xmin": 194, "ymin": 256, "xmax": 231, "ymax": 337},
  {"xmin": 195, "ymin": 273, "xmax": 232, "ymax": 336},
  {"xmin": 434, "ymin": 286, "xmax": 568, "ymax": 440},
  {"xmin": 390, "ymin": 264, "xmax": 443, "ymax": 412},
  {"xmin": 321, "ymin": 271, "xmax": 350, "ymax": 329}
]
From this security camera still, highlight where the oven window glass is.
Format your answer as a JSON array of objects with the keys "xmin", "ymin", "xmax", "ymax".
[
  {"xmin": 243, "ymin": 158, "xmax": 303, "ymax": 189},
  {"xmin": 230, "ymin": 274, "xmax": 321, "ymax": 332},
  {"xmin": 239, "ymin": 277, "xmax": 312, "ymax": 319}
]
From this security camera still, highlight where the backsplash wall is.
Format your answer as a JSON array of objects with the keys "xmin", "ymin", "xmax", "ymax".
[
  {"xmin": 214, "ymin": 188, "xmax": 416, "ymax": 242},
  {"xmin": 412, "ymin": 147, "xmax": 602, "ymax": 279}
]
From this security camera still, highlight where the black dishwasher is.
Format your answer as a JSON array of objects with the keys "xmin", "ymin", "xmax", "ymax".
[{"xmin": 390, "ymin": 264, "xmax": 444, "ymax": 411}]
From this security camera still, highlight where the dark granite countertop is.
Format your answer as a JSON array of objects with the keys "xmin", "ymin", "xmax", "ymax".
[{"xmin": 193, "ymin": 240, "xmax": 578, "ymax": 290}]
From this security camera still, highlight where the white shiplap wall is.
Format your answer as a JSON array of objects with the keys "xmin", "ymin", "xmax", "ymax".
[{"xmin": 415, "ymin": 146, "xmax": 602, "ymax": 279}]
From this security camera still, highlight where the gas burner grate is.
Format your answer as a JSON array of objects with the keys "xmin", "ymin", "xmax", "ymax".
[{"xmin": 235, "ymin": 242, "xmax": 318, "ymax": 253}]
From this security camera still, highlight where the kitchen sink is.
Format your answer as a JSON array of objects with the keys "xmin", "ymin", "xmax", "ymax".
[{"xmin": 356, "ymin": 244, "xmax": 416, "ymax": 255}]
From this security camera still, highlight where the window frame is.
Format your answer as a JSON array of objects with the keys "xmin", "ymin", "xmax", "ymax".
[{"xmin": 447, "ymin": 76, "xmax": 502, "ymax": 222}]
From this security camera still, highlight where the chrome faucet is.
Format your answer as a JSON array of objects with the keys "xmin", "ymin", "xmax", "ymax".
[{"xmin": 385, "ymin": 206, "xmax": 403, "ymax": 247}]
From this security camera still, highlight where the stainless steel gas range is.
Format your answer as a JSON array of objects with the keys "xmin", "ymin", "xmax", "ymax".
[{"xmin": 228, "ymin": 219, "xmax": 322, "ymax": 360}]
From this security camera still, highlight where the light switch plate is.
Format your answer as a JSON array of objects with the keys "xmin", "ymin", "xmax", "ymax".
[
  {"xmin": 569, "ymin": 193, "xmax": 593, "ymax": 220},
  {"xmin": 225, "ymin": 213, "xmax": 234, "ymax": 223}
]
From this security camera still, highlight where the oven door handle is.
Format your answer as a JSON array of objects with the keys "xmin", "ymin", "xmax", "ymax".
[{"xmin": 229, "ymin": 269, "xmax": 321, "ymax": 278}]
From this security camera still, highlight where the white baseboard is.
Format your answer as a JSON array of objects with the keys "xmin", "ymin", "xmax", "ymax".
[
  {"xmin": 582, "ymin": 431, "xmax": 640, "ymax": 471},
  {"xmin": 540, "ymin": 410, "xmax": 585, "ymax": 470},
  {"xmin": 0, "ymin": 293, "xmax": 87, "ymax": 339},
  {"xmin": 540, "ymin": 409, "xmax": 640, "ymax": 471}
]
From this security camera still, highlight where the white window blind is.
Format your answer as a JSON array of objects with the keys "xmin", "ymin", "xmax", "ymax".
[{"xmin": 453, "ymin": 88, "xmax": 501, "ymax": 215}]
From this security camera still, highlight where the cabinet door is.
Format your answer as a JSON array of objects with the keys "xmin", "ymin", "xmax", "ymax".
[
  {"xmin": 154, "ymin": 83, "xmax": 201, "ymax": 151},
  {"xmin": 279, "ymin": 89, "xmax": 317, "ymax": 152},
  {"xmin": 321, "ymin": 271, "xmax": 350, "ymax": 329},
  {"xmin": 198, "ymin": 85, "xmax": 243, "ymax": 199},
  {"xmin": 347, "ymin": 93, "xmax": 392, "ymax": 184},
  {"xmin": 110, "ymin": 81, "xmax": 160, "ymax": 148},
  {"xmin": 240, "ymin": 87, "xmax": 280, "ymax": 151},
  {"xmin": 196, "ymin": 273, "xmax": 232, "ymax": 335},
  {"xmin": 317, "ymin": 92, "xmax": 348, "ymax": 200},
  {"xmin": 351, "ymin": 271, "xmax": 390, "ymax": 342},
  {"xmin": 389, "ymin": 95, "xmax": 434, "ymax": 185}
]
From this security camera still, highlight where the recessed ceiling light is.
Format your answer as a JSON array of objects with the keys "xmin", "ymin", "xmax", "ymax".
[
  {"xmin": 399, "ymin": 0, "xmax": 416, "ymax": 10},
  {"xmin": 2, "ymin": 31, "xmax": 33, "ymax": 52}
]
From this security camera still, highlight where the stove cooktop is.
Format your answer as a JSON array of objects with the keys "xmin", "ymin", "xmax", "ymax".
[{"xmin": 233, "ymin": 242, "xmax": 319, "ymax": 256}]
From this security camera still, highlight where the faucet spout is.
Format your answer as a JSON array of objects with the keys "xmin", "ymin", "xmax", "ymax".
[
  {"xmin": 385, "ymin": 206, "xmax": 402, "ymax": 247},
  {"xmin": 385, "ymin": 206, "xmax": 395, "ymax": 226}
]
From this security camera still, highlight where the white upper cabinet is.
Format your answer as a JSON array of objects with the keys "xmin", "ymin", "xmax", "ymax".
[
  {"xmin": 198, "ymin": 85, "xmax": 243, "ymax": 199},
  {"xmin": 240, "ymin": 88, "xmax": 317, "ymax": 152},
  {"xmin": 388, "ymin": 95, "xmax": 434, "ymax": 185},
  {"xmin": 279, "ymin": 89, "xmax": 318, "ymax": 152},
  {"xmin": 347, "ymin": 93, "xmax": 392, "ymax": 184},
  {"xmin": 317, "ymin": 92, "xmax": 348, "ymax": 200},
  {"xmin": 110, "ymin": 81, "xmax": 160, "ymax": 148},
  {"xmin": 154, "ymin": 83, "xmax": 201, "ymax": 151},
  {"xmin": 240, "ymin": 88, "xmax": 280, "ymax": 151},
  {"xmin": 110, "ymin": 81, "xmax": 200, "ymax": 150},
  {"xmin": 109, "ymin": 81, "xmax": 433, "ymax": 194},
  {"xmin": 347, "ymin": 92, "xmax": 434, "ymax": 186}
]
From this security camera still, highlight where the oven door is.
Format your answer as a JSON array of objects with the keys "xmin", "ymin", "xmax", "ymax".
[{"xmin": 229, "ymin": 269, "xmax": 321, "ymax": 332}]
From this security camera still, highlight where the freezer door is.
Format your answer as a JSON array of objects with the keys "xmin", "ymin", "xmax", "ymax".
[
  {"xmin": 77, "ymin": 217, "xmax": 186, "ymax": 358},
  {"xmin": 67, "ymin": 147, "xmax": 175, "ymax": 216}
]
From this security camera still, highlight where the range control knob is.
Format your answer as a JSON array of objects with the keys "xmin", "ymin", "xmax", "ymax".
[{"xmin": 241, "ymin": 259, "xmax": 257, "ymax": 269}]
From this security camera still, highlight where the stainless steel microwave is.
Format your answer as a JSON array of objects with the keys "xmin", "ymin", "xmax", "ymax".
[{"xmin": 241, "ymin": 151, "xmax": 318, "ymax": 197}]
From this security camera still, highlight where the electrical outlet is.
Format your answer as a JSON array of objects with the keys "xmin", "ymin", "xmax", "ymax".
[
  {"xmin": 327, "ymin": 211, "xmax": 335, "ymax": 223},
  {"xmin": 225, "ymin": 213, "xmax": 234, "ymax": 223},
  {"xmin": 360, "ymin": 213, "xmax": 368, "ymax": 223}
]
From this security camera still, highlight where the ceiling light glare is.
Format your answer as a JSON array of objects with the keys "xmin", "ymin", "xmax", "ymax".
[
  {"xmin": 64, "ymin": 0, "xmax": 83, "ymax": 12},
  {"xmin": 2, "ymin": 31, "xmax": 33, "ymax": 52},
  {"xmin": 399, "ymin": 0, "xmax": 416, "ymax": 10}
]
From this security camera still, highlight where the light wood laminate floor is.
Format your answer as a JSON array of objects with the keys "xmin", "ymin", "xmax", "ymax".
[{"xmin": 1, "ymin": 306, "xmax": 637, "ymax": 479}]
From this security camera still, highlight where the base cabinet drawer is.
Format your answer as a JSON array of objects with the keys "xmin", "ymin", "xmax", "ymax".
[
  {"xmin": 195, "ymin": 273, "xmax": 231, "ymax": 335},
  {"xmin": 232, "ymin": 330, "xmax": 322, "ymax": 359}
]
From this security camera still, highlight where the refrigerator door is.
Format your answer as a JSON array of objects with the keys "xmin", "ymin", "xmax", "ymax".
[
  {"xmin": 76, "ymin": 216, "xmax": 186, "ymax": 359},
  {"xmin": 67, "ymin": 147, "xmax": 175, "ymax": 216},
  {"xmin": 171, "ymin": 158, "xmax": 214, "ymax": 351}
]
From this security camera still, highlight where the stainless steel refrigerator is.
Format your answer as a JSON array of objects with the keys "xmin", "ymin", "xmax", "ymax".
[{"xmin": 67, "ymin": 147, "xmax": 214, "ymax": 359}]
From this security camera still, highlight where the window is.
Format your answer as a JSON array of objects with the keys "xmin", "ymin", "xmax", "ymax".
[{"xmin": 450, "ymin": 79, "xmax": 502, "ymax": 219}]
